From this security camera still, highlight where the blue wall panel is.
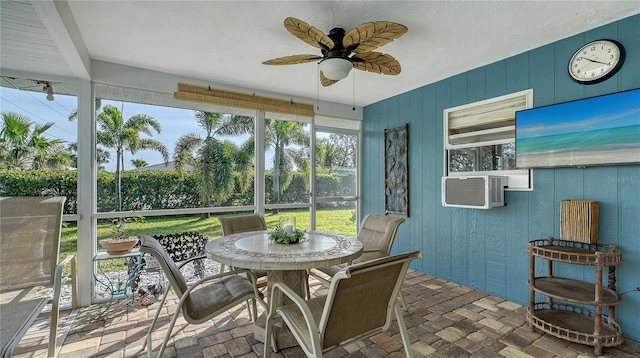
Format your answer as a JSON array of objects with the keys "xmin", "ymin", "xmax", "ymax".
[{"xmin": 362, "ymin": 14, "xmax": 640, "ymax": 341}]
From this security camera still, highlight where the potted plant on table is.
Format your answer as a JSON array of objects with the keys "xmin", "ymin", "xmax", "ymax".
[
  {"xmin": 268, "ymin": 226, "xmax": 305, "ymax": 245},
  {"xmin": 99, "ymin": 215, "xmax": 145, "ymax": 255}
]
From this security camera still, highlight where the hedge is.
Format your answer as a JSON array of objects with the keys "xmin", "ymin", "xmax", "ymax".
[{"xmin": 0, "ymin": 169, "xmax": 356, "ymax": 214}]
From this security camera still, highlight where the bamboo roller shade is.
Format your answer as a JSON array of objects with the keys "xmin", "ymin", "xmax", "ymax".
[
  {"xmin": 174, "ymin": 83, "xmax": 315, "ymax": 117},
  {"xmin": 561, "ymin": 200, "xmax": 599, "ymax": 244}
]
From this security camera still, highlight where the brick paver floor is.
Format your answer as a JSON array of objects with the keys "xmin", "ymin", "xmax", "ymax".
[{"xmin": 10, "ymin": 271, "xmax": 640, "ymax": 358}]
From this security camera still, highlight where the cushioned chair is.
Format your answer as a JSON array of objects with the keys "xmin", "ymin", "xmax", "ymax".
[
  {"xmin": 218, "ymin": 213, "xmax": 268, "ymax": 236},
  {"xmin": 308, "ymin": 214, "xmax": 405, "ymax": 287},
  {"xmin": 217, "ymin": 213, "xmax": 269, "ymax": 283},
  {"xmin": 0, "ymin": 196, "xmax": 77, "ymax": 358},
  {"xmin": 264, "ymin": 251, "xmax": 422, "ymax": 358},
  {"xmin": 138, "ymin": 235, "xmax": 264, "ymax": 358}
]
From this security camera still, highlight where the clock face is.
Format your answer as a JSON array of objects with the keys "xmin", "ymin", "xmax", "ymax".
[{"xmin": 568, "ymin": 40, "xmax": 625, "ymax": 84}]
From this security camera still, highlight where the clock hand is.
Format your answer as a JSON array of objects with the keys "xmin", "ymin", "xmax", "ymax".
[{"xmin": 578, "ymin": 57, "xmax": 609, "ymax": 65}]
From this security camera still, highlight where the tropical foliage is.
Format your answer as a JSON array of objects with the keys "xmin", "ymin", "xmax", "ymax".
[
  {"xmin": 70, "ymin": 105, "xmax": 169, "ymax": 211},
  {"xmin": 173, "ymin": 111, "xmax": 254, "ymax": 207},
  {"xmin": 131, "ymin": 158, "xmax": 148, "ymax": 169},
  {"xmin": 0, "ymin": 112, "xmax": 71, "ymax": 170},
  {"xmin": 265, "ymin": 118, "xmax": 309, "ymax": 205}
]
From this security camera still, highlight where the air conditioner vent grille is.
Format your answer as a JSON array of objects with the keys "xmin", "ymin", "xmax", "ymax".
[{"xmin": 442, "ymin": 175, "xmax": 506, "ymax": 209}]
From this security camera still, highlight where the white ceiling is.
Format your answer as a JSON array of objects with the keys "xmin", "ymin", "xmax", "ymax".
[{"xmin": 1, "ymin": 1, "xmax": 639, "ymax": 107}]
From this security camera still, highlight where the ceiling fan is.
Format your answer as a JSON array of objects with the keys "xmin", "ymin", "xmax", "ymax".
[{"xmin": 262, "ymin": 17, "xmax": 408, "ymax": 87}]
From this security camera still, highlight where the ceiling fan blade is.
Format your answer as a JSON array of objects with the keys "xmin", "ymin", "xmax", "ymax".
[
  {"xmin": 262, "ymin": 54, "xmax": 323, "ymax": 65},
  {"xmin": 343, "ymin": 21, "xmax": 407, "ymax": 53},
  {"xmin": 284, "ymin": 17, "xmax": 335, "ymax": 50},
  {"xmin": 320, "ymin": 72, "xmax": 339, "ymax": 87},
  {"xmin": 352, "ymin": 52, "xmax": 401, "ymax": 75}
]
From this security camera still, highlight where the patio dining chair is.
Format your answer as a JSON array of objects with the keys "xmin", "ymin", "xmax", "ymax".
[
  {"xmin": 264, "ymin": 250, "xmax": 422, "ymax": 358},
  {"xmin": 0, "ymin": 196, "xmax": 77, "ymax": 358},
  {"xmin": 137, "ymin": 235, "xmax": 265, "ymax": 358},
  {"xmin": 217, "ymin": 213, "xmax": 269, "ymax": 285},
  {"xmin": 307, "ymin": 214, "xmax": 405, "ymax": 294}
]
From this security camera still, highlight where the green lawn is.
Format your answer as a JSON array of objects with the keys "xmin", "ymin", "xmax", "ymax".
[{"xmin": 60, "ymin": 209, "xmax": 357, "ymax": 269}]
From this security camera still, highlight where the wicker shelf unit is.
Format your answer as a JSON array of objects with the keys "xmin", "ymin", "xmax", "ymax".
[{"xmin": 527, "ymin": 237, "xmax": 623, "ymax": 355}]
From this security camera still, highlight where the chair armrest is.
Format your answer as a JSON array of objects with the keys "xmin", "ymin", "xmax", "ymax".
[
  {"xmin": 177, "ymin": 254, "xmax": 207, "ymax": 269},
  {"xmin": 362, "ymin": 249, "xmax": 386, "ymax": 255},
  {"xmin": 53, "ymin": 255, "xmax": 77, "ymax": 308},
  {"xmin": 268, "ymin": 282, "xmax": 318, "ymax": 340}
]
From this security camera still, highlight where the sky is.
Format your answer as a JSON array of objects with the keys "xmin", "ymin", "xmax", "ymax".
[
  {"xmin": 0, "ymin": 85, "xmax": 272, "ymax": 172},
  {"xmin": 516, "ymin": 88, "xmax": 640, "ymax": 139}
]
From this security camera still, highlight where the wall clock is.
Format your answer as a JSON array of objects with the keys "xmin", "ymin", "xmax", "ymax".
[{"xmin": 568, "ymin": 39, "xmax": 625, "ymax": 84}]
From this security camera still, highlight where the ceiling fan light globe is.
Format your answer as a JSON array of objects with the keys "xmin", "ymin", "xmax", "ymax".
[{"xmin": 319, "ymin": 58, "xmax": 352, "ymax": 80}]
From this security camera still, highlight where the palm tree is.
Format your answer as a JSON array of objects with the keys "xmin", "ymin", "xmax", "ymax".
[
  {"xmin": 316, "ymin": 140, "xmax": 342, "ymax": 173},
  {"xmin": 67, "ymin": 142, "xmax": 111, "ymax": 170},
  {"xmin": 265, "ymin": 119, "xmax": 309, "ymax": 207},
  {"xmin": 0, "ymin": 112, "xmax": 69, "ymax": 170},
  {"xmin": 173, "ymin": 111, "xmax": 254, "ymax": 208},
  {"xmin": 95, "ymin": 105, "xmax": 168, "ymax": 211},
  {"xmin": 131, "ymin": 158, "xmax": 148, "ymax": 169}
]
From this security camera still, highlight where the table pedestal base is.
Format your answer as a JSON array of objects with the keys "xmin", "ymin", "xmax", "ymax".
[{"xmin": 254, "ymin": 269, "xmax": 307, "ymax": 350}]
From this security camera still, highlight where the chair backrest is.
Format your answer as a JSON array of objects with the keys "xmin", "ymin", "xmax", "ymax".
[
  {"xmin": 218, "ymin": 213, "xmax": 267, "ymax": 235},
  {"xmin": 354, "ymin": 214, "xmax": 405, "ymax": 263},
  {"xmin": 0, "ymin": 196, "xmax": 66, "ymax": 290},
  {"xmin": 319, "ymin": 250, "xmax": 422, "ymax": 349},
  {"xmin": 139, "ymin": 235, "xmax": 191, "ymax": 306}
]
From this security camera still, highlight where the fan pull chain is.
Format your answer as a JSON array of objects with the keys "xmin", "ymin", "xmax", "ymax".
[{"xmin": 316, "ymin": 64, "xmax": 320, "ymax": 111}]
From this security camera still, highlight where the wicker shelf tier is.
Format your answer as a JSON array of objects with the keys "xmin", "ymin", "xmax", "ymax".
[
  {"xmin": 528, "ymin": 237, "xmax": 623, "ymax": 355},
  {"xmin": 528, "ymin": 237, "xmax": 622, "ymax": 266},
  {"xmin": 531, "ymin": 277, "xmax": 621, "ymax": 305},
  {"xmin": 529, "ymin": 302, "xmax": 623, "ymax": 348}
]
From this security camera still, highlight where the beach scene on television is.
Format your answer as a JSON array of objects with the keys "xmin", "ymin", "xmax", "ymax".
[{"xmin": 516, "ymin": 89, "xmax": 640, "ymax": 168}]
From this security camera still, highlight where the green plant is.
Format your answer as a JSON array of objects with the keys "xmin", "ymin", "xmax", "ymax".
[{"xmin": 268, "ymin": 226, "xmax": 305, "ymax": 245}]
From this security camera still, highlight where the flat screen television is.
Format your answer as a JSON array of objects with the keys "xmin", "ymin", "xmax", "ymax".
[{"xmin": 516, "ymin": 88, "xmax": 640, "ymax": 168}]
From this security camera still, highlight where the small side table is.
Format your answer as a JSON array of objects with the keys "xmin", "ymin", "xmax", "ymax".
[{"xmin": 93, "ymin": 249, "xmax": 143, "ymax": 316}]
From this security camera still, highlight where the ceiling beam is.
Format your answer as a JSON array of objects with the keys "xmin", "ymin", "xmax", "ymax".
[{"xmin": 31, "ymin": 0, "xmax": 90, "ymax": 80}]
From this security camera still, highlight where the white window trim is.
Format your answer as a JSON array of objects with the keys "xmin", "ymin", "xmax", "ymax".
[{"xmin": 444, "ymin": 89, "xmax": 533, "ymax": 191}]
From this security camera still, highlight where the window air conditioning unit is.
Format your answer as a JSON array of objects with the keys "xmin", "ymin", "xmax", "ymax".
[{"xmin": 442, "ymin": 175, "xmax": 507, "ymax": 209}]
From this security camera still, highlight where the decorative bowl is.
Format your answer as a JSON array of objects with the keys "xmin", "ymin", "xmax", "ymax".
[{"xmin": 99, "ymin": 236, "xmax": 139, "ymax": 255}]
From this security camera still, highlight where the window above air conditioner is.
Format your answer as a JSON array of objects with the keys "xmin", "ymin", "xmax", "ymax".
[{"xmin": 444, "ymin": 89, "xmax": 533, "ymax": 191}]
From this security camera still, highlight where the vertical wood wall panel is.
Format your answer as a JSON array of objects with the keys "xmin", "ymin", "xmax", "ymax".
[
  {"xmin": 529, "ymin": 44, "xmax": 555, "ymax": 106},
  {"xmin": 449, "ymin": 74, "xmax": 468, "ymax": 284},
  {"xmin": 505, "ymin": 53, "xmax": 529, "ymax": 94},
  {"xmin": 423, "ymin": 86, "xmax": 438, "ymax": 274},
  {"xmin": 504, "ymin": 191, "xmax": 530, "ymax": 299},
  {"xmin": 616, "ymin": 165, "xmax": 640, "ymax": 340},
  {"xmin": 618, "ymin": 15, "xmax": 640, "ymax": 91},
  {"xmin": 407, "ymin": 88, "xmax": 424, "ymax": 271},
  {"xmin": 434, "ymin": 80, "xmax": 452, "ymax": 280},
  {"xmin": 396, "ymin": 95, "xmax": 412, "ymax": 256},
  {"xmin": 485, "ymin": 209, "xmax": 507, "ymax": 297},
  {"xmin": 553, "ymin": 168, "xmax": 587, "ymax": 280},
  {"xmin": 467, "ymin": 68, "xmax": 486, "ymax": 103},
  {"xmin": 485, "ymin": 61, "xmax": 506, "ymax": 99},
  {"xmin": 361, "ymin": 14, "xmax": 640, "ymax": 341}
]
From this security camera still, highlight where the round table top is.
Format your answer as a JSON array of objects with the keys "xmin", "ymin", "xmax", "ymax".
[{"xmin": 205, "ymin": 231, "xmax": 363, "ymax": 271}]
